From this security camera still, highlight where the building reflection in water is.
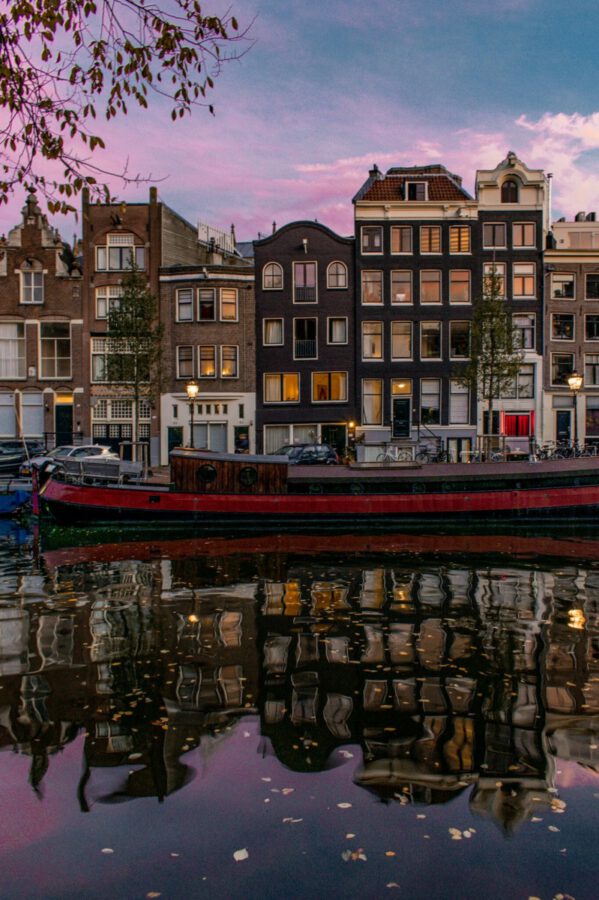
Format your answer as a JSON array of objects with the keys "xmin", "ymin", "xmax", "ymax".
[{"xmin": 0, "ymin": 539, "xmax": 598, "ymax": 833}]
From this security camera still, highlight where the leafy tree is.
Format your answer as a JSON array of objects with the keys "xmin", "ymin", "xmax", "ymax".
[
  {"xmin": 0, "ymin": 1, "xmax": 249, "ymax": 213},
  {"xmin": 106, "ymin": 262, "xmax": 163, "ymax": 457},
  {"xmin": 455, "ymin": 267, "xmax": 524, "ymax": 448}
]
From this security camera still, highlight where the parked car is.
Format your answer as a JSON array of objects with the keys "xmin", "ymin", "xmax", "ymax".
[
  {"xmin": 19, "ymin": 444, "xmax": 117, "ymax": 477},
  {"xmin": 272, "ymin": 443, "xmax": 340, "ymax": 465},
  {"xmin": 0, "ymin": 439, "xmax": 46, "ymax": 456}
]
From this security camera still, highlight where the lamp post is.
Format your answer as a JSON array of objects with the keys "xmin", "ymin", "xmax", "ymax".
[
  {"xmin": 186, "ymin": 380, "xmax": 199, "ymax": 448},
  {"xmin": 567, "ymin": 370, "xmax": 583, "ymax": 449}
]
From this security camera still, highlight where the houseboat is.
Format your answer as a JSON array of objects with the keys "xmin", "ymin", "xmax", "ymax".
[{"xmin": 39, "ymin": 448, "xmax": 599, "ymax": 530}]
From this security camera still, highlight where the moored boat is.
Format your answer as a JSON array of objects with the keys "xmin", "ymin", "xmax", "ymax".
[
  {"xmin": 39, "ymin": 448, "xmax": 599, "ymax": 530},
  {"xmin": 0, "ymin": 478, "xmax": 32, "ymax": 516}
]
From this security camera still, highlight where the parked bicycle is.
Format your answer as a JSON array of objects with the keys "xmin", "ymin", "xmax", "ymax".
[
  {"xmin": 376, "ymin": 444, "xmax": 413, "ymax": 464},
  {"xmin": 415, "ymin": 444, "xmax": 450, "ymax": 464}
]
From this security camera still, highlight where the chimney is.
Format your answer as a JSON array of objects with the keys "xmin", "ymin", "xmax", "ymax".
[{"xmin": 369, "ymin": 163, "xmax": 380, "ymax": 179}]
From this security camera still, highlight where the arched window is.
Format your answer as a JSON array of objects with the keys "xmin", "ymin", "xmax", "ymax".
[
  {"xmin": 263, "ymin": 262, "xmax": 283, "ymax": 290},
  {"xmin": 327, "ymin": 261, "xmax": 348, "ymax": 289},
  {"xmin": 501, "ymin": 178, "xmax": 519, "ymax": 203}
]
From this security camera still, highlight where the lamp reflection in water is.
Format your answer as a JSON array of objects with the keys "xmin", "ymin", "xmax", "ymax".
[
  {"xmin": 566, "ymin": 370, "xmax": 583, "ymax": 449},
  {"xmin": 186, "ymin": 379, "xmax": 199, "ymax": 449}
]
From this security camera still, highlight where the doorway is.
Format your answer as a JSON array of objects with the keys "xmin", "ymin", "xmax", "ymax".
[
  {"xmin": 55, "ymin": 404, "xmax": 73, "ymax": 446},
  {"xmin": 321, "ymin": 424, "xmax": 346, "ymax": 455},
  {"xmin": 392, "ymin": 398, "xmax": 411, "ymax": 439},
  {"xmin": 555, "ymin": 410, "xmax": 571, "ymax": 443}
]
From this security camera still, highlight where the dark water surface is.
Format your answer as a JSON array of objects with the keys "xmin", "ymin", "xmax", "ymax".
[{"xmin": 1, "ymin": 522, "xmax": 599, "ymax": 899}]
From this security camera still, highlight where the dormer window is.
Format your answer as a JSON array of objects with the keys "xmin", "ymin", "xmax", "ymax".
[
  {"xmin": 20, "ymin": 259, "xmax": 44, "ymax": 303},
  {"xmin": 406, "ymin": 182, "xmax": 427, "ymax": 201},
  {"xmin": 501, "ymin": 178, "xmax": 519, "ymax": 203}
]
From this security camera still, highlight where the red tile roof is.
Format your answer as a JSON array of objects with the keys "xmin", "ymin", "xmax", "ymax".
[{"xmin": 361, "ymin": 172, "xmax": 471, "ymax": 203}]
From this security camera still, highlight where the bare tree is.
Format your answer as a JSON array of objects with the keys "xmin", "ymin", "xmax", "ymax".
[{"xmin": 0, "ymin": 1, "xmax": 250, "ymax": 213}]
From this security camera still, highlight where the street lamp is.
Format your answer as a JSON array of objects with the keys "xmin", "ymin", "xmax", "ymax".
[
  {"xmin": 186, "ymin": 380, "xmax": 199, "ymax": 448},
  {"xmin": 567, "ymin": 370, "xmax": 583, "ymax": 448}
]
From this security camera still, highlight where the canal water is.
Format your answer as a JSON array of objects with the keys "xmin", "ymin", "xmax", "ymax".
[{"xmin": 1, "ymin": 521, "xmax": 599, "ymax": 899}]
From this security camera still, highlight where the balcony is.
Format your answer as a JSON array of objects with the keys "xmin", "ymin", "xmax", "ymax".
[
  {"xmin": 295, "ymin": 339, "xmax": 317, "ymax": 359},
  {"xmin": 294, "ymin": 286, "xmax": 317, "ymax": 303}
]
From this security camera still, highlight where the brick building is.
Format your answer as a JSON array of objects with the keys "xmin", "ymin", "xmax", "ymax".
[{"xmin": 0, "ymin": 192, "xmax": 84, "ymax": 444}]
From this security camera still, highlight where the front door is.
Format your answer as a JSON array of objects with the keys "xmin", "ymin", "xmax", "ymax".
[
  {"xmin": 556, "ymin": 410, "xmax": 571, "ymax": 443},
  {"xmin": 321, "ymin": 424, "xmax": 346, "ymax": 455},
  {"xmin": 55, "ymin": 405, "xmax": 73, "ymax": 445},
  {"xmin": 392, "ymin": 398, "xmax": 411, "ymax": 439}
]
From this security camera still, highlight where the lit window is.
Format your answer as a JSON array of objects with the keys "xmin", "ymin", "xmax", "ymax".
[
  {"xmin": 199, "ymin": 345, "xmax": 217, "ymax": 378},
  {"xmin": 220, "ymin": 289, "xmax": 238, "ymax": 321},
  {"xmin": 513, "ymin": 263, "xmax": 535, "ymax": 298},
  {"xmin": 312, "ymin": 372, "xmax": 347, "ymax": 402},
  {"xmin": 420, "ymin": 226, "xmax": 441, "ymax": 253},
  {"xmin": 264, "ymin": 373, "xmax": 300, "ymax": 403},
  {"xmin": 221, "ymin": 345, "xmax": 238, "ymax": 378},
  {"xmin": 449, "ymin": 226, "xmax": 470, "ymax": 253},
  {"xmin": 263, "ymin": 262, "xmax": 283, "ymax": 290}
]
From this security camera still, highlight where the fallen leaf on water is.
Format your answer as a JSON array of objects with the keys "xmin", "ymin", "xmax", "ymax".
[
  {"xmin": 416, "ymin": 814, "xmax": 426, "ymax": 819},
  {"xmin": 281, "ymin": 788, "xmax": 295, "ymax": 795},
  {"xmin": 261, "ymin": 777, "xmax": 272, "ymax": 783},
  {"xmin": 548, "ymin": 825, "xmax": 560, "ymax": 833},
  {"xmin": 385, "ymin": 851, "xmax": 396, "ymax": 857},
  {"xmin": 337, "ymin": 802, "xmax": 352, "ymax": 809},
  {"xmin": 338, "ymin": 750, "xmax": 354, "ymax": 759},
  {"xmin": 101, "ymin": 848, "xmax": 114, "ymax": 855},
  {"xmin": 233, "ymin": 849, "xmax": 249, "ymax": 862},
  {"xmin": 345, "ymin": 833, "xmax": 356, "ymax": 839},
  {"xmin": 387, "ymin": 883, "xmax": 400, "ymax": 889},
  {"xmin": 146, "ymin": 894, "xmax": 161, "ymax": 898}
]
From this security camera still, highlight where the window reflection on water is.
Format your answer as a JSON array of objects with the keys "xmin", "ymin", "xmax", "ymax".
[{"xmin": 1, "ymin": 527, "xmax": 599, "ymax": 835}]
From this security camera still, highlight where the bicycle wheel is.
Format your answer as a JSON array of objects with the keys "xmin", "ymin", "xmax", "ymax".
[
  {"xmin": 376, "ymin": 452, "xmax": 388, "ymax": 463},
  {"xmin": 436, "ymin": 451, "xmax": 450, "ymax": 463},
  {"xmin": 490, "ymin": 452, "xmax": 504, "ymax": 462},
  {"xmin": 397, "ymin": 448, "xmax": 413, "ymax": 462},
  {"xmin": 415, "ymin": 450, "xmax": 430, "ymax": 463}
]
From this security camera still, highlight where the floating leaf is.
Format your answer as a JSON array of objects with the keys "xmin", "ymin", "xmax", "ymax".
[{"xmin": 233, "ymin": 848, "xmax": 249, "ymax": 862}]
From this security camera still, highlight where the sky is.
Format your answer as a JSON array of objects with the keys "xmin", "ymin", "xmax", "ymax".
[{"xmin": 5, "ymin": 0, "xmax": 599, "ymax": 242}]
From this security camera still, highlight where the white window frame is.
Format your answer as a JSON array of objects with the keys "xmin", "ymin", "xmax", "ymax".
[
  {"xmin": 263, "ymin": 318, "xmax": 284, "ymax": 346},
  {"xmin": 176, "ymin": 345, "xmax": 194, "ymax": 379},
  {"xmin": 262, "ymin": 262, "xmax": 283, "ymax": 290},
  {"xmin": 326, "ymin": 261, "xmax": 348, "ymax": 289},
  {"xmin": 264, "ymin": 373, "xmax": 300, "ymax": 404},
  {"xmin": 449, "ymin": 225, "xmax": 471, "ymax": 254},
  {"xmin": 513, "ymin": 313, "xmax": 536, "ymax": 349},
  {"xmin": 482, "ymin": 222, "xmax": 507, "ymax": 249},
  {"xmin": 361, "ymin": 321, "xmax": 384, "ymax": 361},
  {"xmin": 198, "ymin": 344, "xmax": 217, "ymax": 379},
  {"xmin": 391, "ymin": 270, "xmax": 413, "ymax": 305},
  {"xmin": 406, "ymin": 181, "xmax": 428, "ymax": 201},
  {"xmin": 293, "ymin": 261, "xmax": 318, "ymax": 303},
  {"xmin": 551, "ymin": 273, "xmax": 575, "ymax": 300},
  {"xmin": 390, "ymin": 225, "xmax": 413, "ymax": 255},
  {"xmin": 551, "ymin": 313, "xmax": 575, "ymax": 342},
  {"xmin": 0, "ymin": 323, "xmax": 26, "ymax": 379},
  {"xmin": 176, "ymin": 287, "xmax": 195, "ymax": 323},
  {"xmin": 483, "ymin": 262, "xmax": 506, "ymax": 298},
  {"xmin": 311, "ymin": 371, "xmax": 348, "ymax": 403},
  {"xmin": 420, "ymin": 270, "xmax": 442, "ymax": 304},
  {"xmin": 220, "ymin": 288, "xmax": 238, "ymax": 322},
  {"xmin": 391, "ymin": 321, "xmax": 413, "ymax": 360},
  {"xmin": 20, "ymin": 267, "xmax": 44, "ymax": 304},
  {"xmin": 512, "ymin": 222, "xmax": 536, "ymax": 249},
  {"xmin": 361, "ymin": 270, "xmax": 383, "ymax": 305},
  {"xmin": 96, "ymin": 285, "xmax": 123, "ymax": 320},
  {"xmin": 420, "ymin": 225, "xmax": 441, "ymax": 254},
  {"xmin": 449, "ymin": 321, "xmax": 470, "ymax": 360},
  {"xmin": 220, "ymin": 345, "xmax": 239, "ymax": 379},
  {"xmin": 327, "ymin": 317, "xmax": 348, "ymax": 345},
  {"xmin": 420, "ymin": 321, "xmax": 442, "ymax": 360},
  {"xmin": 449, "ymin": 269, "xmax": 471, "ymax": 305},
  {"xmin": 39, "ymin": 321, "xmax": 71, "ymax": 379},
  {"xmin": 513, "ymin": 262, "xmax": 536, "ymax": 299}
]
